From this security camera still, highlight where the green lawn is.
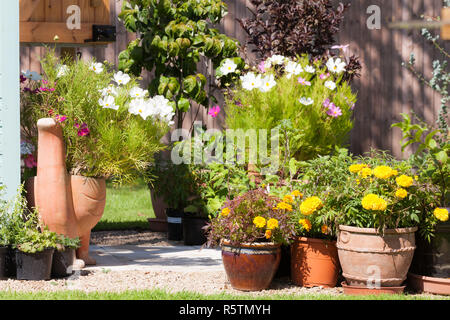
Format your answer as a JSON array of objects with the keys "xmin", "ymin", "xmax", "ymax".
[
  {"xmin": 0, "ymin": 289, "xmax": 447, "ymax": 300},
  {"xmin": 93, "ymin": 179, "xmax": 155, "ymax": 231}
]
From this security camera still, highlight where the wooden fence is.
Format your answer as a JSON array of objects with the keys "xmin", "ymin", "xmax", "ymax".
[{"xmin": 20, "ymin": 0, "xmax": 450, "ymax": 158}]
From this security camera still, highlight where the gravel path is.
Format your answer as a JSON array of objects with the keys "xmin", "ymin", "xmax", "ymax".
[{"xmin": 0, "ymin": 230, "xmax": 445, "ymax": 298}]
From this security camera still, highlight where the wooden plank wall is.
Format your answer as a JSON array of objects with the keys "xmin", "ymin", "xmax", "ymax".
[{"xmin": 20, "ymin": 0, "xmax": 449, "ymax": 158}]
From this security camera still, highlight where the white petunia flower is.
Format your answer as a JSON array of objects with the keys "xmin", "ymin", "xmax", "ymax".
[
  {"xmin": 241, "ymin": 72, "xmax": 262, "ymax": 91},
  {"xmin": 56, "ymin": 65, "xmax": 69, "ymax": 78},
  {"xmin": 326, "ymin": 57, "xmax": 346, "ymax": 74},
  {"xmin": 129, "ymin": 86, "xmax": 148, "ymax": 98},
  {"xmin": 22, "ymin": 70, "xmax": 42, "ymax": 81},
  {"xmin": 259, "ymin": 74, "xmax": 276, "ymax": 92},
  {"xmin": 98, "ymin": 95, "xmax": 118, "ymax": 110},
  {"xmin": 324, "ymin": 80, "xmax": 337, "ymax": 90},
  {"xmin": 285, "ymin": 61, "xmax": 303, "ymax": 79},
  {"xmin": 99, "ymin": 84, "xmax": 118, "ymax": 96},
  {"xmin": 89, "ymin": 62, "xmax": 104, "ymax": 74},
  {"xmin": 113, "ymin": 71, "xmax": 131, "ymax": 85},
  {"xmin": 219, "ymin": 59, "xmax": 237, "ymax": 76},
  {"xmin": 299, "ymin": 97, "xmax": 314, "ymax": 105},
  {"xmin": 304, "ymin": 65, "xmax": 316, "ymax": 73}
]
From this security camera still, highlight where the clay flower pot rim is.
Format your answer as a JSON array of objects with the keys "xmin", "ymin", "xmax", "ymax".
[
  {"xmin": 408, "ymin": 272, "xmax": 450, "ymax": 284},
  {"xmin": 294, "ymin": 236, "xmax": 336, "ymax": 244},
  {"xmin": 221, "ymin": 239, "xmax": 281, "ymax": 249},
  {"xmin": 338, "ymin": 225, "xmax": 418, "ymax": 234}
]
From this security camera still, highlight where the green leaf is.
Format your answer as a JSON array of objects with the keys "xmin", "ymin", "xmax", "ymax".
[
  {"xmin": 178, "ymin": 97, "xmax": 190, "ymax": 112},
  {"xmin": 435, "ymin": 151, "xmax": 448, "ymax": 163}
]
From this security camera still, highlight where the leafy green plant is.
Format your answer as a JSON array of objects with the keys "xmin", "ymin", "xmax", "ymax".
[
  {"xmin": 20, "ymin": 51, "xmax": 171, "ymax": 185},
  {"xmin": 55, "ymin": 234, "xmax": 81, "ymax": 251},
  {"xmin": 206, "ymin": 189, "xmax": 296, "ymax": 247},
  {"xmin": 118, "ymin": 0, "xmax": 244, "ymax": 129},
  {"xmin": 224, "ymin": 54, "xmax": 356, "ymax": 165}
]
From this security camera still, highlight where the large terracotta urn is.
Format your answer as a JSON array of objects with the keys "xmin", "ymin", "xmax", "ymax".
[
  {"xmin": 26, "ymin": 118, "xmax": 106, "ymax": 266},
  {"xmin": 337, "ymin": 225, "xmax": 417, "ymax": 287}
]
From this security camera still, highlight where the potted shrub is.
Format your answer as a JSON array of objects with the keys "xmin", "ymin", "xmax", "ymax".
[
  {"xmin": 334, "ymin": 152, "xmax": 431, "ymax": 294},
  {"xmin": 51, "ymin": 234, "xmax": 81, "ymax": 278},
  {"xmin": 206, "ymin": 189, "xmax": 295, "ymax": 291},
  {"xmin": 393, "ymin": 114, "xmax": 449, "ymax": 294},
  {"xmin": 20, "ymin": 51, "xmax": 173, "ymax": 264}
]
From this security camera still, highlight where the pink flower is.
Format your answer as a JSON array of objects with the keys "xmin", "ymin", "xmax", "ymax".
[
  {"xmin": 326, "ymin": 104, "xmax": 343, "ymax": 118},
  {"xmin": 75, "ymin": 123, "xmax": 90, "ymax": 136},
  {"xmin": 320, "ymin": 73, "xmax": 330, "ymax": 80},
  {"xmin": 297, "ymin": 77, "xmax": 311, "ymax": 86},
  {"xmin": 24, "ymin": 154, "xmax": 37, "ymax": 168},
  {"xmin": 55, "ymin": 114, "xmax": 67, "ymax": 123},
  {"xmin": 258, "ymin": 61, "xmax": 266, "ymax": 73},
  {"xmin": 323, "ymin": 98, "xmax": 331, "ymax": 108},
  {"xmin": 208, "ymin": 105, "xmax": 221, "ymax": 118}
]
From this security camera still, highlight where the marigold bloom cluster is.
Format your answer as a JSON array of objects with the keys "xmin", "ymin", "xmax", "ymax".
[
  {"xmin": 300, "ymin": 196, "xmax": 324, "ymax": 215},
  {"xmin": 396, "ymin": 175, "xmax": 414, "ymax": 188},
  {"xmin": 373, "ymin": 166, "xmax": 396, "ymax": 179},
  {"xmin": 349, "ymin": 164, "xmax": 367, "ymax": 173},
  {"xmin": 434, "ymin": 208, "xmax": 449, "ymax": 222},
  {"xmin": 298, "ymin": 219, "xmax": 312, "ymax": 232},
  {"xmin": 362, "ymin": 194, "xmax": 387, "ymax": 211},
  {"xmin": 395, "ymin": 188, "xmax": 408, "ymax": 199},
  {"xmin": 276, "ymin": 202, "xmax": 293, "ymax": 212},
  {"xmin": 253, "ymin": 216, "xmax": 266, "ymax": 228}
]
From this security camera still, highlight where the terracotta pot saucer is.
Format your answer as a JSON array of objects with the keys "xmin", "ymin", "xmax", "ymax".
[
  {"xmin": 341, "ymin": 281, "xmax": 405, "ymax": 296},
  {"xmin": 408, "ymin": 272, "xmax": 450, "ymax": 296}
]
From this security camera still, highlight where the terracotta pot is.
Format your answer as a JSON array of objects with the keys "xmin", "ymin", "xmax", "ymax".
[
  {"xmin": 27, "ymin": 118, "xmax": 106, "ymax": 266},
  {"xmin": 290, "ymin": 237, "xmax": 340, "ymax": 288},
  {"xmin": 341, "ymin": 281, "xmax": 405, "ymax": 296},
  {"xmin": 337, "ymin": 225, "xmax": 417, "ymax": 287},
  {"xmin": 147, "ymin": 188, "xmax": 168, "ymax": 232},
  {"xmin": 71, "ymin": 175, "xmax": 106, "ymax": 265},
  {"xmin": 221, "ymin": 240, "xmax": 281, "ymax": 291},
  {"xmin": 407, "ymin": 272, "xmax": 450, "ymax": 295}
]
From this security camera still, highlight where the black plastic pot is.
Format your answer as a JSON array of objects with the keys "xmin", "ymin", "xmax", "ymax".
[
  {"xmin": 182, "ymin": 216, "xmax": 208, "ymax": 246},
  {"xmin": 52, "ymin": 247, "xmax": 75, "ymax": 278},
  {"xmin": 5, "ymin": 246, "xmax": 16, "ymax": 278},
  {"xmin": 166, "ymin": 208, "xmax": 183, "ymax": 241},
  {"xmin": 410, "ymin": 220, "xmax": 450, "ymax": 278},
  {"xmin": 0, "ymin": 246, "xmax": 7, "ymax": 280},
  {"xmin": 16, "ymin": 248, "xmax": 55, "ymax": 280}
]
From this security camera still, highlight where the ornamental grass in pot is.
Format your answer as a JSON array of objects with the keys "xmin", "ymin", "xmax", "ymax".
[
  {"xmin": 20, "ymin": 51, "xmax": 173, "ymax": 264},
  {"xmin": 206, "ymin": 189, "xmax": 295, "ymax": 291}
]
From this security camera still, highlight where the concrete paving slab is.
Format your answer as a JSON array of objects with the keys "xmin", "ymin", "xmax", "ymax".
[{"xmin": 84, "ymin": 245, "xmax": 225, "ymax": 272}]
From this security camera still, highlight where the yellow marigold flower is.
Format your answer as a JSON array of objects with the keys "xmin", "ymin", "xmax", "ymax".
[
  {"xmin": 396, "ymin": 175, "xmax": 413, "ymax": 188},
  {"xmin": 395, "ymin": 188, "xmax": 408, "ymax": 199},
  {"xmin": 321, "ymin": 225, "xmax": 328, "ymax": 234},
  {"xmin": 283, "ymin": 194, "xmax": 294, "ymax": 204},
  {"xmin": 276, "ymin": 202, "xmax": 293, "ymax": 212},
  {"xmin": 300, "ymin": 196, "xmax": 324, "ymax": 215},
  {"xmin": 299, "ymin": 219, "xmax": 312, "ymax": 232},
  {"xmin": 434, "ymin": 208, "xmax": 449, "ymax": 222},
  {"xmin": 359, "ymin": 167, "xmax": 372, "ymax": 179},
  {"xmin": 265, "ymin": 229, "xmax": 272, "ymax": 239},
  {"xmin": 392, "ymin": 170, "xmax": 399, "ymax": 176},
  {"xmin": 349, "ymin": 164, "xmax": 366, "ymax": 173},
  {"xmin": 253, "ymin": 216, "xmax": 266, "ymax": 228},
  {"xmin": 362, "ymin": 194, "xmax": 387, "ymax": 211},
  {"xmin": 221, "ymin": 207, "xmax": 230, "ymax": 217},
  {"xmin": 373, "ymin": 166, "xmax": 395, "ymax": 179},
  {"xmin": 291, "ymin": 190, "xmax": 303, "ymax": 198},
  {"xmin": 414, "ymin": 175, "xmax": 419, "ymax": 181},
  {"xmin": 267, "ymin": 218, "xmax": 279, "ymax": 230}
]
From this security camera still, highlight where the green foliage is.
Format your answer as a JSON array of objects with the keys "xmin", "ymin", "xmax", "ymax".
[
  {"xmin": 20, "ymin": 51, "xmax": 170, "ymax": 185},
  {"xmin": 118, "ymin": 0, "xmax": 243, "ymax": 128},
  {"xmin": 392, "ymin": 113, "xmax": 449, "ymax": 207},
  {"xmin": 224, "ymin": 55, "xmax": 356, "ymax": 168}
]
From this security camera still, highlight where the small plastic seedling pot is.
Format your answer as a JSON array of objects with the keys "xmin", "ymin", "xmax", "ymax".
[{"xmin": 15, "ymin": 248, "xmax": 55, "ymax": 281}]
